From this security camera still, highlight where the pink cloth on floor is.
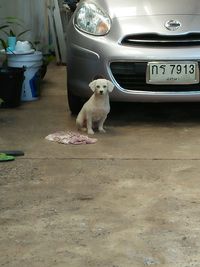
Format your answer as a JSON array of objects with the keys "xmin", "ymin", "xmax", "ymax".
[{"xmin": 45, "ymin": 131, "xmax": 97, "ymax": 145}]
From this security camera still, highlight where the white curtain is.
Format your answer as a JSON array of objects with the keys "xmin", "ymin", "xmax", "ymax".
[{"xmin": 0, "ymin": 0, "xmax": 49, "ymax": 50}]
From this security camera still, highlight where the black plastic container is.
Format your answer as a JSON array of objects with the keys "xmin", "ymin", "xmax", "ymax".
[{"xmin": 0, "ymin": 67, "xmax": 25, "ymax": 108}]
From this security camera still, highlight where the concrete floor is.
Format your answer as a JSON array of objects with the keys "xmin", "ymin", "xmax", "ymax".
[{"xmin": 1, "ymin": 64, "xmax": 200, "ymax": 267}]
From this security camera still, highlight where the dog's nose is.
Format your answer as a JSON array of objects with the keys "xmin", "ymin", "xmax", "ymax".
[{"xmin": 100, "ymin": 90, "xmax": 103, "ymax": 94}]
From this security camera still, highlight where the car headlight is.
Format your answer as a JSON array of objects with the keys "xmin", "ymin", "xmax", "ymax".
[{"xmin": 74, "ymin": 2, "xmax": 111, "ymax": 36}]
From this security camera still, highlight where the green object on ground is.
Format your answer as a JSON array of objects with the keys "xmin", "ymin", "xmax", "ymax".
[
  {"xmin": 0, "ymin": 150, "xmax": 24, "ymax": 156},
  {"xmin": 0, "ymin": 153, "xmax": 15, "ymax": 162}
]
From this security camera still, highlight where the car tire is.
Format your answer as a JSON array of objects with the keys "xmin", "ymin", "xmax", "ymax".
[{"xmin": 67, "ymin": 87, "xmax": 84, "ymax": 115}]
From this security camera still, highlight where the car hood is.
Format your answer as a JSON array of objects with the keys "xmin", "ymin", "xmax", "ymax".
[{"xmin": 93, "ymin": 0, "xmax": 200, "ymax": 17}]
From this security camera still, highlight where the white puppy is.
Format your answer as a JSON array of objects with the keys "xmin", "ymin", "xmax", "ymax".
[{"xmin": 76, "ymin": 78, "xmax": 114, "ymax": 135}]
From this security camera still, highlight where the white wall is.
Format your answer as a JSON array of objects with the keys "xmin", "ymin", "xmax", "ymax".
[{"xmin": 0, "ymin": 0, "xmax": 49, "ymax": 50}]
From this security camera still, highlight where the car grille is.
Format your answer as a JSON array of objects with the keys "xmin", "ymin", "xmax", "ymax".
[
  {"xmin": 110, "ymin": 62, "xmax": 200, "ymax": 92},
  {"xmin": 121, "ymin": 33, "xmax": 200, "ymax": 47}
]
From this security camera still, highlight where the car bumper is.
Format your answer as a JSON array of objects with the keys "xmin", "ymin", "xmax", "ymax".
[{"xmin": 66, "ymin": 18, "xmax": 200, "ymax": 102}]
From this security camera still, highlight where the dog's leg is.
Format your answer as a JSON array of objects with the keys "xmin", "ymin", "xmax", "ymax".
[
  {"xmin": 98, "ymin": 115, "xmax": 107, "ymax": 133},
  {"xmin": 86, "ymin": 115, "xmax": 94, "ymax": 135},
  {"xmin": 76, "ymin": 113, "xmax": 83, "ymax": 131},
  {"xmin": 76, "ymin": 109, "xmax": 87, "ymax": 132}
]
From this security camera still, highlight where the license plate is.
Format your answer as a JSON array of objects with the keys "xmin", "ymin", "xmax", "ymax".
[{"xmin": 146, "ymin": 61, "xmax": 199, "ymax": 85}]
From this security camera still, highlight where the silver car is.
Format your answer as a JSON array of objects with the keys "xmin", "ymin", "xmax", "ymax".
[{"xmin": 66, "ymin": 0, "xmax": 200, "ymax": 113}]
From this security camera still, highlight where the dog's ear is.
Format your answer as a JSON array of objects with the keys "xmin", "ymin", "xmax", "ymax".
[
  {"xmin": 107, "ymin": 80, "xmax": 114, "ymax": 92},
  {"xmin": 89, "ymin": 80, "xmax": 96, "ymax": 92}
]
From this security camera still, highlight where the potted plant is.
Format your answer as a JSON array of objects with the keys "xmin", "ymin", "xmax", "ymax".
[
  {"xmin": 0, "ymin": 16, "xmax": 53, "ymax": 106},
  {"xmin": 0, "ymin": 16, "xmax": 30, "ymax": 52},
  {"xmin": 0, "ymin": 17, "xmax": 28, "ymax": 108}
]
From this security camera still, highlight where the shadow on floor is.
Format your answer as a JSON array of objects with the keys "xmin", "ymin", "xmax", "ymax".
[{"xmin": 108, "ymin": 102, "xmax": 200, "ymax": 126}]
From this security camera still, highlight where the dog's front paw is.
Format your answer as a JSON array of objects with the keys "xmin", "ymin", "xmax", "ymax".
[
  {"xmin": 88, "ymin": 129, "xmax": 94, "ymax": 135},
  {"xmin": 99, "ymin": 127, "xmax": 106, "ymax": 133}
]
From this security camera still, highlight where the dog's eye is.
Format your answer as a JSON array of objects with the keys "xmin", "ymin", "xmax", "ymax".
[
  {"xmin": 96, "ymin": 85, "xmax": 100, "ymax": 88},
  {"xmin": 103, "ymin": 85, "xmax": 107, "ymax": 88}
]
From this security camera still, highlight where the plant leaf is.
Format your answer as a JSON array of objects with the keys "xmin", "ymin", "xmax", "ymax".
[
  {"xmin": 0, "ymin": 25, "xmax": 8, "ymax": 30},
  {"xmin": 5, "ymin": 16, "xmax": 24, "ymax": 23},
  {"xmin": 9, "ymin": 29, "xmax": 15, "ymax": 36},
  {"xmin": 17, "ymin": 29, "xmax": 30, "ymax": 38},
  {"xmin": 0, "ymin": 38, "xmax": 7, "ymax": 49}
]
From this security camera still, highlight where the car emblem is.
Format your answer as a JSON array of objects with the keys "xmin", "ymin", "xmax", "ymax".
[{"xmin": 165, "ymin": 20, "xmax": 181, "ymax": 31}]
